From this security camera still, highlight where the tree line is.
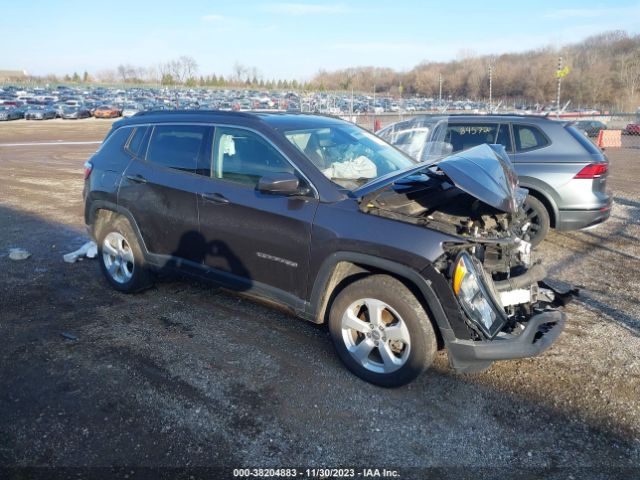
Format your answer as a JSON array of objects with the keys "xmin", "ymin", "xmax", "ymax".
[
  {"xmin": 310, "ymin": 31, "xmax": 640, "ymax": 111},
  {"xmin": 39, "ymin": 57, "xmax": 314, "ymax": 92}
]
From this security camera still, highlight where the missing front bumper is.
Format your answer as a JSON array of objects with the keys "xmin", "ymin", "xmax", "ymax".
[{"xmin": 445, "ymin": 310, "xmax": 566, "ymax": 374}]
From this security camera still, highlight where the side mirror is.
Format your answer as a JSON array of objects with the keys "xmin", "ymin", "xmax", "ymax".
[{"xmin": 258, "ymin": 172, "xmax": 309, "ymax": 196}]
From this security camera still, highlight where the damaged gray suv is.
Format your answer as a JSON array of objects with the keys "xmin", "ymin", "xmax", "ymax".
[{"xmin": 84, "ymin": 111, "xmax": 572, "ymax": 387}]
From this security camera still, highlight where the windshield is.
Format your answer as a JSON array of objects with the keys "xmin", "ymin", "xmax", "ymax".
[
  {"xmin": 283, "ymin": 124, "xmax": 415, "ymax": 190},
  {"xmin": 377, "ymin": 119, "xmax": 434, "ymax": 160},
  {"xmin": 377, "ymin": 117, "xmax": 453, "ymax": 162}
]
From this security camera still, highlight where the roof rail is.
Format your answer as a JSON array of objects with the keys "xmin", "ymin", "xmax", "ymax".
[
  {"xmin": 406, "ymin": 112, "xmax": 555, "ymax": 120},
  {"xmin": 133, "ymin": 109, "xmax": 259, "ymax": 119}
]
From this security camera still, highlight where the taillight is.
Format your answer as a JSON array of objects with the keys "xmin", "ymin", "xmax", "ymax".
[
  {"xmin": 574, "ymin": 163, "xmax": 607, "ymax": 179},
  {"xmin": 83, "ymin": 161, "xmax": 93, "ymax": 180}
]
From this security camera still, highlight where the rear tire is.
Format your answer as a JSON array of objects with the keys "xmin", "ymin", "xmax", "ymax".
[
  {"xmin": 96, "ymin": 215, "xmax": 153, "ymax": 293},
  {"xmin": 522, "ymin": 195, "xmax": 550, "ymax": 248},
  {"xmin": 328, "ymin": 275, "xmax": 437, "ymax": 387}
]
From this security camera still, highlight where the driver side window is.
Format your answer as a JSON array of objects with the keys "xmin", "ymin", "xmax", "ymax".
[{"xmin": 212, "ymin": 127, "xmax": 295, "ymax": 187}]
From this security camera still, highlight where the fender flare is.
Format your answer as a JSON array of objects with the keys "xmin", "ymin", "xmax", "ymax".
[
  {"xmin": 88, "ymin": 200, "xmax": 151, "ymax": 256},
  {"xmin": 518, "ymin": 178, "xmax": 559, "ymax": 225},
  {"xmin": 305, "ymin": 252, "xmax": 455, "ymax": 338}
]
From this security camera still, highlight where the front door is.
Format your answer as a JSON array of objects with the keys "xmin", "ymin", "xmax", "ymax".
[{"xmin": 196, "ymin": 126, "xmax": 318, "ymax": 302}]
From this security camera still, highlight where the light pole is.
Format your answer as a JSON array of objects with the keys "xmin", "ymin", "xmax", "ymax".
[
  {"xmin": 556, "ymin": 56, "xmax": 562, "ymax": 118},
  {"xmin": 373, "ymin": 84, "xmax": 376, "ymax": 130},
  {"xmin": 489, "ymin": 64, "xmax": 493, "ymax": 113}
]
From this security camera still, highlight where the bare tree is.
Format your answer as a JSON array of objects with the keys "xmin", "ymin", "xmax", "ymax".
[
  {"xmin": 180, "ymin": 55, "xmax": 198, "ymax": 82},
  {"xmin": 232, "ymin": 62, "xmax": 248, "ymax": 83},
  {"xmin": 160, "ymin": 56, "xmax": 199, "ymax": 84},
  {"xmin": 146, "ymin": 65, "xmax": 160, "ymax": 84},
  {"xmin": 620, "ymin": 51, "xmax": 640, "ymax": 99},
  {"xmin": 96, "ymin": 69, "xmax": 117, "ymax": 83},
  {"xmin": 117, "ymin": 64, "xmax": 128, "ymax": 83},
  {"xmin": 168, "ymin": 59, "xmax": 182, "ymax": 83}
]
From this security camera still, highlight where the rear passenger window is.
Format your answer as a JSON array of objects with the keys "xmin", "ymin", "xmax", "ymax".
[
  {"xmin": 97, "ymin": 128, "xmax": 130, "ymax": 155},
  {"xmin": 125, "ymin": 127, "xmax": 149, "ymax": 158},
  {"xmin": 212, "ymin": 127, "xmax": 295, "ymax": 187},
  {"xmin": 513, "ymin": 125, "xmax": 549, "ymax": 151},
  {"xmin": 146, "ymin": 125, "xmax": 208, "ymax": 172},
  {"xmin": 445, "ymin": 124, "xmax": 498, "ymax": 153}
]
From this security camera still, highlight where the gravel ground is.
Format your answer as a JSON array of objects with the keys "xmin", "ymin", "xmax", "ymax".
[{"xmin": 0, "ymin": 119, "xmax": 639, "ymax": 478}]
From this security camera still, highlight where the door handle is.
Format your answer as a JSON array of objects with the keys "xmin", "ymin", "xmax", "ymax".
[
  {"xmin": 201, "ymin": 192, "xmax": 230, "ymax": 204},
  {"xmin": 125, "ymin": 174, "xmax": 148, "ymax": 184}
]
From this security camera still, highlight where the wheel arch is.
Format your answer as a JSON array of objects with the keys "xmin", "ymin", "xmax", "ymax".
[
  {"xmin": 307, "ymin": 253, "xmax": 453, "ymax": 349},
  {"xmin": 88, "ymin": 200, "xmax": 150, "ymax": 256},
  {"xmin": 519, "ymin": 180, "xmax": 559, "ymax": 228}
]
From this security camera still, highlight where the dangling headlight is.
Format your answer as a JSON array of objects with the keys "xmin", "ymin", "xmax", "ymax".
[{"xmin": 452, "ymin": 252, "xmax": 507, "ymax": 338}]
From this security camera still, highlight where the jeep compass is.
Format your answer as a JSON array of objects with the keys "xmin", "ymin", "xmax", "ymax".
[{"xmin": 83, "ymin": 111, "xmax": 571, "ymax": 387}]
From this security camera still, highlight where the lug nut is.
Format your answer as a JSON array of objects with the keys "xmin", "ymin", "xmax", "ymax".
[
  {"xmin": 369, "ymin": 324, "xmax": 374, "ymax": 329},
  {"xmin": 366, "ymin": 332, "xmax": 371, "ymax": 338},
  {"xmin": 378, "ymin": 326, "xmax": 384, "ymax": 331},
  {"xmin": 374, "ymin": 340, "xmax": 379, "ymax": 346}
]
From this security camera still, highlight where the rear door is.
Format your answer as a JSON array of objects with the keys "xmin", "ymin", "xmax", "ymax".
[
  {"xmin": 512, "ymin": 124, "xmax": 552, "ymax": 162},
  {"xmin": 196, "ymin": 126, "xmax": 318, "ymax": 302},
  {"xmin": 118, "ymin": 123, "xmax": 212, "ymax": 264}
]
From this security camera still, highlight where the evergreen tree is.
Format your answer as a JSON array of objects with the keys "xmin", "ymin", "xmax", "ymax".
[{"xmin": 161, "ymin": 73, "xmax": 174, "ymax": 85}]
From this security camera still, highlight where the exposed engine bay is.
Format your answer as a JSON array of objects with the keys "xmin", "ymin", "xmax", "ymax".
[
  {"xmin": 358, "ymin": 169, "xmax": 577, "ymax": 341},
  {"xmin": 359, "ymin": 171, "xmax": 526, "ymax": 240}
]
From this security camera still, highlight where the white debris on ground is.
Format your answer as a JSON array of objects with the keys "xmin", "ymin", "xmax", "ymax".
[
  {"xmin": 8, "ymin": 248, "xmax": 31, "ymax": 261},
  {"xmin": 63, "ymin": 241, "xmax": 98, "ymax": 264}
]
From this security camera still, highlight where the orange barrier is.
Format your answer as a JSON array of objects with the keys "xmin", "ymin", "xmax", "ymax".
[{"xmin": 597, "ymin": 129, "xmax": 622, "ymax": 148}]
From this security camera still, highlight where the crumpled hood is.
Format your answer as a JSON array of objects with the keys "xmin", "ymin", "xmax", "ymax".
[
  {"xmin": 436, "ymin": 144, "xmax": 524, "ymax": 213},
  {"xmin": 355, "ymin": 144, "xmax": 526, "ymax": 213}
]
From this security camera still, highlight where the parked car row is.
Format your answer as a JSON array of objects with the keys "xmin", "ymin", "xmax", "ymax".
[
  {"xmin": 0, "ymin": 84, "xmax": 608, "ymax": 120},
  {"xmin": 0, "ymin": 101, "xmax": 121, "ymax": 121}
]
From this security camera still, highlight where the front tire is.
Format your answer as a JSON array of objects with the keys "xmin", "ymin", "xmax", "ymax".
[
  {"xmin": 96, "ymin": 216, "xmax": 153, "ymax": 293},
  {"xmin": 328, "ymin": 275, "xmax": 437, "ymax": 387}
]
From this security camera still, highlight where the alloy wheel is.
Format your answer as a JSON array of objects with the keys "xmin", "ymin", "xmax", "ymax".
[
  {"xmin": 340, "ymin": 298, "xmax": 411, "ymax": 374},
  {"xmin": 102, "ymin": 232, "xmax": 135, "ymax": 284}
]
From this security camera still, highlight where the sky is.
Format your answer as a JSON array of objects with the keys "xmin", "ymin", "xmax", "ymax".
[{"xmin": 4, "ymin": 0, "xmax": 640, "ymax": 80}]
